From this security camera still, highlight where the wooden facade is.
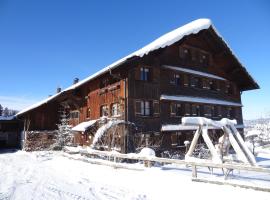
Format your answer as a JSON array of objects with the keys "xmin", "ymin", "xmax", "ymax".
[{"xmin": 16, "ymin": 20, "xmax": 259, "ymax": 153}]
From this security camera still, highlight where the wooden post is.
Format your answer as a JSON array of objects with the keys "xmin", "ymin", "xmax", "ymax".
[
  {"xmin": 192, "ymin": 165, "xmax": 197, "ymax": 178},
  {"xmin": 186, "ymin": 126, "xmax": 201, "ymax": 158},
  {"xmin": 202, "ymin": 127, "xmax": 222, "ymax": 163}
]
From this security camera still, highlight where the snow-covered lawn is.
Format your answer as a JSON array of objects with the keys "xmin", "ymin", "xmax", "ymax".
[{"xmin": 0, "ymin": 150, "xmax": 270, "ymax": 200}]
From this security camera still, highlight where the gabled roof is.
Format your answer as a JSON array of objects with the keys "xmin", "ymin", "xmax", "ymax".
[{"xmin": 16, "ymin": 18, "xmax": 258, "ymax": 116}]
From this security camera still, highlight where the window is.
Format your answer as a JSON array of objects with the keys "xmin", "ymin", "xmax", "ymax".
[
  {"xmin": 135, "ymin": 100, "xmax": 151, "ymax": 116},
  {"xmin": 191, "ymin": 104, "xmax": 200, "ymax": 116},
  {"xmin": 86, "ymin": 108, "xmax": 91, "ymax": 119},
  {"xmin": 209, "ymin": 80, "xmax": 217, "ymax": 91},
  {"xmin": 100, "ymin": 105, "xmax": 109, "ymax": 117},
  {"xmin": 199, "ymin": 53, "xmax": 209, "ymax": 66},
  {"xmin": 185, "ymin": 104, "xmax": 191, "ymax": 116},
  {"xmin": 153, "ymin": 101, "xmax": 160, "ymax": 115},
  {"xmin": 171, "ymin": 132, "xmax": 182, "ymax": 146},
  {"xmin": 111, "ymin": 103, "xmax": 120, "ymax": 117},
  {"xmin": 227, "ymin": 107, "xmax": 235, "ymax": 118},
  {"xmin": 171, "ymin": 103, "xmax": 182, "ymax": 117},
  {"xmin": 226, "ymin": 83, "xmax": 234, "ymax": 95},
  {"xmin": 183, "ymin": 74, "xmax": 189, "ymax": 87},
  {"xmin": 70, "ymin": 111, "xmax": 79, "ymax": 119},
  {"xmin": 191, "ymin": 77, "xmax": 201, "ymax": 88},
  {"xmin": 179, "ymin": 47, "xmax": 191, "ymax": 61},
  {"xmin": 170, "ymin": 74, "xmax": 181, "ymax": 86},
  {"xmin": 204, "ymin": 105, "xmax": 212, "ymax": 117},
  {"xmin": 217, "ymin": 106, "xmax": 222, "ymax": 117},
  {"xmin": 202, "ymin": 79, "xmax": 210, "ymax": 90},
  {"xmin": 140, "ymin": 67, "xmax": 150, "ymax": 81}
]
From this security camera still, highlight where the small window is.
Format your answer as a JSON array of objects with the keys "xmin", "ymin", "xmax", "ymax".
[
  {"xmin": 86, "ymin": 108, "xmax": 91, "ymax": 119},
  {"xmin": 179, "ymin": 47, "xmax": 191, "ymax": 61},
  {"xmin": 217, "ymin": 106, "xmax": 222, "ymax": 117},
  {"xmin": 209, "ymin": 80, "xmax": 217, "ymax": 91},
  {"xmin": 199, "ymin": 53, "xmax": 209, "ymax": 66},
  {"xmin": 70, "ymin": 111, "xmax": 79, "ymax": 119},
  {"xmin": 202, "ymin": 79, "xmax": 210, "ymax": 90},
  {"xmin": 191, "ymin": 77, "xmax": 201, "ymax": 88},
  {"xmin": 170, "ymin": 103, "xmax": 181, "ymax": 117},
  {"xmin": 140, "ymin": 67, "xmax": 150, "ymax": 81},
  {"xmin": 225, "ymin": 83, "xmax": 234, "ymax": 94},
  {"xmin": 111, "ymin": 103, "xmax": 120, "ymax": 117},
  {"xmin": 170, "ymin": 74, "xmax": 181, "ymax": 86},
  {"xmin": 135, "ymin": 100, "xmax": 151, "ymax": 116},
  {"xmin": 204, "ymin": 105, "xmax": 212, "ymax": 117},
  {"xmin": 100, "ymin": 105, "xmax": 109, "ymax": 117},
  {"xmin": 191, "ymin": 104, "xmax": 200, "ymax": 116},
  {"xmin": 171, "ymin": 132, "xmax": 182, "ymax": 146}
]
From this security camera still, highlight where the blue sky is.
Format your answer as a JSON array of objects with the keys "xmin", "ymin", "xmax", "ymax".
[{"xmin": 0, "ymin": 0, "xmax": 269, "ymax": 119}]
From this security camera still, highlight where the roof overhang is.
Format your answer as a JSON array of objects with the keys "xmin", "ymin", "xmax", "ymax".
[{"xmin": 160, "ymin": 94, "xmax": 243, "ymax": 107}]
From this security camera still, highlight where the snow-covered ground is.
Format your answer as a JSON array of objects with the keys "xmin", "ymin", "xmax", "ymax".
[{"xmin": 0, "ymin": 150, "xmax": 270, "ymax": 200}]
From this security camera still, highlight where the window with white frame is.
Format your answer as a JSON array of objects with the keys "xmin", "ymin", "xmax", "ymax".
[{"xmin": 111, "ymin": 103, "xmax": 120, "ymax": 117}]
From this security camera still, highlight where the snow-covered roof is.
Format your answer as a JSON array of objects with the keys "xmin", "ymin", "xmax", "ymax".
[
  {"xmin": 16, "ymin": 18, "xmax": 256, "ymax": 116},
  {"xmin": 160, "ymin": 94, "xmax": 242, "ymax": 107},
  {"xmin": 71, "ymin": 120, "xmax": 97, "ymax": 132},
  {"xmin": 163, "ymin": 65, "xmax": 226, "ymax": 81}
]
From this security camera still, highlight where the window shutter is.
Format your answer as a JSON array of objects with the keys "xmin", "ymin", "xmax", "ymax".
[
  {"xmin": 216, "ymin": 81, "xmax": 220, "ymax": 91},
  {"xmin": 170, "ymin": 103, "xmax": 176, "ymax": 115},
  {"xmin": 153, "ymin": 101, "xmax": 160, "ymax": 115},
  {"xmin": 135, "ymin": 67, "xmax": 140, "ymax": 80},
  {"xmin": 183, "ymin": 74, "xmax": 189, "ymax": 87},
  {"xmin": 135, "ymin": 100, "xmax": 141, "ymax": 115},
  {"xmin": 185, "ymin": 104, "xmax": 190, "ymax": 116}
]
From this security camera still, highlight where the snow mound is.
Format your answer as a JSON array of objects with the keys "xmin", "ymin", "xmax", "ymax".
[{"xmin": 139, "ymin": 148, "xmax": 155, "ymax": 157}]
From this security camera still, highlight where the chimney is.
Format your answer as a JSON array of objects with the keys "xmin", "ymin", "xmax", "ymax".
[
  {"xmin": 73, "ymin": 78, "xmax": 79, "ymax": 84},
  {"xmin": 56, "ymin": 87, "xmax": 61, "ymax": 93}
]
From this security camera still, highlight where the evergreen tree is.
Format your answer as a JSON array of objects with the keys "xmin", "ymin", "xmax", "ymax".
[
  {"xmin": 3, "ymin": 107, "xmax": 9, "ymax": 117},
  {"xmin": 0, "ymin": 104, "xmax": 3, "ymax": 116}
]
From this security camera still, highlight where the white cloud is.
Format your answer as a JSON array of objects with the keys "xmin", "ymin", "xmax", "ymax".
[{"xmin": 0, "ymin": 96, "xmax": 38, "ymax": 111}]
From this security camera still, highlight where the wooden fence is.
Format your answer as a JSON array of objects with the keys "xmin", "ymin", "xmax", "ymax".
[{"xmin": 64, "ymin": 148, "xmax": 270, "ymax": 192}]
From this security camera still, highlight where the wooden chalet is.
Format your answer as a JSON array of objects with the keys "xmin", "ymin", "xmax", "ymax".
[{"xmin": 16, "ymin": 19, "xmax": 259, "ymax": 153}]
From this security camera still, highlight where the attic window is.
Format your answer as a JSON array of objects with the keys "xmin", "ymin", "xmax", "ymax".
[
  {"xmin": 199, "ymin": 53, "xmax": 209, "ymax": 66},
  {"xmin": 179, "ymin": 47, "xmax": 191, "ymax": 60}
]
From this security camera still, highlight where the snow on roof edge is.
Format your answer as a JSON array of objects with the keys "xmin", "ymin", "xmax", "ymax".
[
  {"xmin": 16, "ymin": 18, "xmax": 212, "ymax": 116},
  {"xmin": 160, "ymin": 94, "xmax": 242, "ymax": 107},
  {"xmin": 17, "ymin": 18, "xmax": 256, "ymax": 116}
]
